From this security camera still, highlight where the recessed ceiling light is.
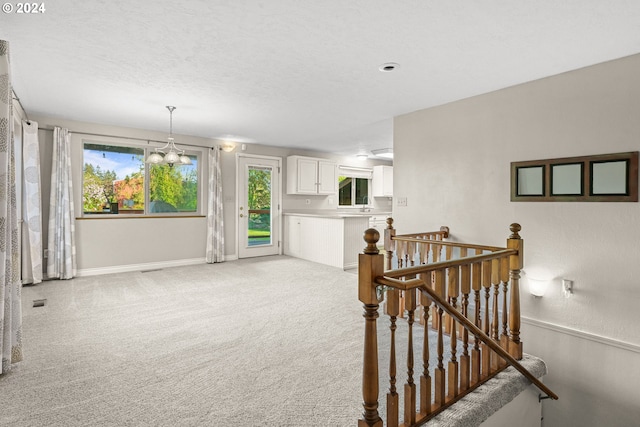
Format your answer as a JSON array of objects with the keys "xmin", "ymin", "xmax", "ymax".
[{"xmin": 379, "ymin": 62, "xmax": 400, "ymax": 72}]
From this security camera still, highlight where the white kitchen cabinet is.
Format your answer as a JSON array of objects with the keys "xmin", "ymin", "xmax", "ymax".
[
  {"xmin": 372, "ymin": 165, "xmax": 393, "ymax": 197},
  {"xmin": 286, "ymin": 156, "xmax": 337, "ymax": 195},
  {"xmin": 284, "ymin": 213, "xmax": 369, "ymax": 269}
]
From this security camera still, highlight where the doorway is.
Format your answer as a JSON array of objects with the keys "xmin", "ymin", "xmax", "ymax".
[{"xmin": 237, "ymin": 155, "xmax": 281, "ymax": 258}]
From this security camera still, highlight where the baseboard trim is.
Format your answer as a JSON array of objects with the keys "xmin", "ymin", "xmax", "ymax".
[
  {"xmin": 343, "ymin": 262, "xmax": 358, "ymax": 270},
  {"xmin": 521, "ymin": 316, "xmax": 640, "ymax": 354},
  {"xmin": 77, "ymin": 258, "xmax": 206, "ymax": 277}
]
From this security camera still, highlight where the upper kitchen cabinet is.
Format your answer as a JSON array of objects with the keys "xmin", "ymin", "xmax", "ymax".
[
  {"xmin": 372, "ymin": 165, "xmax": 393, "ymax": 197},
  {"xmin": 287, "ymin": 156, "xmax": 337, "ymax": 195}
]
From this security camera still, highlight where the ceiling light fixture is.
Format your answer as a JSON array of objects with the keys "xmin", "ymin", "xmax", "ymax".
[
  {"xmin": 145, "ymin": 106, "xmax": 192, "ymax": 167},
  {"xmin": 379, "ymin": 62, "xmax": 400, "ymax": 72},
  {"xmin": 371, "ymin": 148, "xmax": 393, "ymax": 159},
  {"xmin": 220, "ymin": 141, "xmax": 236, "ymax": 152}
]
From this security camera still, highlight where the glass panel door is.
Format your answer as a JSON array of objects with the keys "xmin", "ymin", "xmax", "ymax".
[
  {"xmin": 238, "ymin": 156, "xmax": 280, "ymax": 258},
  {"xmin": 247, "ymin": 166, "xmax": 272, "ymax": 247}
]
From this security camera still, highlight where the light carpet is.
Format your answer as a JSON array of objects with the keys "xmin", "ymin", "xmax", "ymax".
[{"xmin": 0, "ymin": 256, "xmax": 545, "ymax": 426}]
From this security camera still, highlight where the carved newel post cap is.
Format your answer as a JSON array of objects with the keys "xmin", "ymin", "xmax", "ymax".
[
  {"xmin": 509, "ymin": 223, "xmax": 522, "ymax": 239},
  {"xmin": 386, "ymin": 217, "xmax": 394, "ymax": 228},
  {"xmin": 363, "ymin": 228, "xmax": 380, "ymax": 254}
]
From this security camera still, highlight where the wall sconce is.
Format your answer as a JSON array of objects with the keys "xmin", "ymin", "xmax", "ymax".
[
  {"xmin": 527, "ymin": 277, "xmax": 550, "ymax": 298},
  {"xmin": 220, "ymin": 142, "xmax": 236, "ymax": 152}
]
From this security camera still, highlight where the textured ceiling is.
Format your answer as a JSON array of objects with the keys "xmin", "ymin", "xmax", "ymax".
[{"xmin": 2, "ymin": 1, "xmax": 640, "ymax": 155}]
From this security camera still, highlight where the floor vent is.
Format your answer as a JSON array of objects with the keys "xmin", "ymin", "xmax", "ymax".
[{"xmin": 33, "ymin": 299, "xmax": 47, "ymax": 307}]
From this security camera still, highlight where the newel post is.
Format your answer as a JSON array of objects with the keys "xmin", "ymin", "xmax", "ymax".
[
  {"xmin": 507, "ymin": 223, "xmax": 524, "ymax": 360},
  {"xmin": 358, "ymin": 229, "xmax": 385, "ymax": 427}
]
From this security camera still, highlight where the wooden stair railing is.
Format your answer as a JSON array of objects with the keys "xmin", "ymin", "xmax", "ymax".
[{"xmin": 357, "ymin": 222, "xmax": 557, "ymax": 427}]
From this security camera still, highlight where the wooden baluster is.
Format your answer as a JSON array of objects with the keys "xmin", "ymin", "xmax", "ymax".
[
  {"xmin": 358, "ymin": 229, "xmax": 384, "ymax": 427},
  {"xmin": 447, "ymin": 266, "xmax": 459, "ymax": 400},
  {"xmin": 384, "ymin": 218, "xmax": 395, "ymax": 271},
  {"xmin": 419, "ymin": 241, "xmax": 427, "ymax": 265},
  {"xmin": 443, "ymin": 245, "xmax": 455, "ymax": 335},
  {"xmin": 408, "ymin": 241, "xmax": 416, "ymax": 266},
  {"xmin": 491, "ymin": 258, "xmax": 501, "ymax": 371},
  {"xmin": 421, "ymin": 239, "xmax": 430, "ymax": 264},
  {"xmin": 491, "ymin": 258, "xmax": 501, "ymax": 341},
  {"xmin": 387, "ymin": 289, "xmax": 400, "ymax": 427},
  {"xmin": 404, "ymin": 289, "xmax": 417, "ymax": 425},
  {"xmin": 431, "ymin": 244, "xmax": 440, "ymax": 331},
  {"xmin": 397, "ymin": 241, "xmax": 406, "ymax": 268},
  {"xmin": 434, "ymin": 270, "xmax": 446, "ymax": 407},
  {"xmin": 507, "ymin": 224, "xmax": 524, "ymax": 360},
  {"xmin": 417, "ymin": 242, "xmax": 427, "ymax": 326},
  {"xmin": 420, "ymin": 291, "xmax": 432, "ymax": 416},
  {"xmin": 471, "ymin": 255, "xmax": 482, "ymax": 385},
  {"xmin": 500, "ymin": 257, "xmax": 510, "ymax": 352},
  {"xmin": 459, "ymin": 248, "xmax": 471, "ymax": 391},
  {"xmin": 481, "ymin": 260, "xmax": 492, "ymax": 378}
]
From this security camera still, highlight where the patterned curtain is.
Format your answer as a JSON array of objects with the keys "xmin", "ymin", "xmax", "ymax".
[
  {"xmin": 21, "ymin": 120, "xmax": 43, "ymax": 284},
  {"xmin": 47, "ymin": 126, "xmax": 76, "ymax": 279},
  {"xmin": 0, "ymin": 39, "xmax": 23, "ymax": 374},
  {"xmin": 206, "ymin": 147, "xmax": 224, "ymax": 263}
]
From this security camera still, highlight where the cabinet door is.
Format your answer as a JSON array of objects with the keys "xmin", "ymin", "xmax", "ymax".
[
  {"xmin": 373, "ymin": 165, "xmax": 393, "ymax": 197},
  {"xmin": 285, "ymin": 216, "xmax": 301, "ymax": 256},
  {"xmin": 297, "ymin": 158, "xmax": 319, "ymax": 194},
  {"xmin": 317, "ymin": 161, "xmax": 337, "ymax": 194},
  {"xmin": 382, "ymin": 166, "xmax": 393, "ymax": 196}
]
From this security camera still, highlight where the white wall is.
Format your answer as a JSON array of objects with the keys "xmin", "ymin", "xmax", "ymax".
[
  {"xmin": 32, "ymin": 116, "xmax": 391, "ymax": 272},
  {"xmin": 393, "ymin": 53, "xmax": 640, "ymax": 427}
]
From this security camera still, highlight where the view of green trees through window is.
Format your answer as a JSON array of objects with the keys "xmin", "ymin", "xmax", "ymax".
[
  {"xmin": 338, "ymin": 175, "xmax": 369, "ymax": 206},
  {"xmin": 83, "ymin": 143, "xmax": 198, "ymax": 214},
  {"xmin": 247, "ymin": 167, "xmax": 272, "ymax": 246}
]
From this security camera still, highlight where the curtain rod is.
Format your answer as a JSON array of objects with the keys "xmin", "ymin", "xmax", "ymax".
[
  {"xmin": 37, "ymin": 127, "xmax": 217, "ymax": 150},
  {"xmin": 11, "ymin": 90, "xmax": 31, "ymax": 124}
]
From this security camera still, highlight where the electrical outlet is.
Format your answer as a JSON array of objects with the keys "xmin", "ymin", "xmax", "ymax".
[{"xmin": 397, "ymin": 197, "xmax": 407, "ymax": 207}]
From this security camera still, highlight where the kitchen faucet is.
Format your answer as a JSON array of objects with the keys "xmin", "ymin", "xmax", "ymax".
[{"xmin": 361, "ymin": 196, "xmax": 370, "ymax": 212}]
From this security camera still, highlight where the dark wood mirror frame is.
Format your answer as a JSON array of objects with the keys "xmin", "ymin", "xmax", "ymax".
[{"xmin": 511, "ymin": 151, "xmax": 638, "ymax": 202}]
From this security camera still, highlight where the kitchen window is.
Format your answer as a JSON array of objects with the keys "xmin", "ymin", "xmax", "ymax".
[
  {"xmin": 83, "ymin": 142, "xmax": 200, "ymax": 216},
  {"xmin": 338, "ymin": 166, "xmax": 372, "ymax": 207}
]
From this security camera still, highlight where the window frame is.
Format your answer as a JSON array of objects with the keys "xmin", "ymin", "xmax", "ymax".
[
  {"xmin": 81, "ymin": 139, "xmax": 206, "ymax": 217},
  {"xmin": 338, "ymin": 168, "xmax": 372, "ymax": 208}
]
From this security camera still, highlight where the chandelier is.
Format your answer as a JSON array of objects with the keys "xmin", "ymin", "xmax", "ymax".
[{"xmin": 145, "ymin": 106, "xmax": 192, "ymax": 167}]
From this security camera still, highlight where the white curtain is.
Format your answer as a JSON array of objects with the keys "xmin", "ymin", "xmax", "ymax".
[
  {"xmin": 21, "ymin": 120, "xmax": 42, "ymax": 284},
  {"xmin": 206, "ymin": 147, "xmax": 224, "ymax": 263},
  {"xmin": 47, "ymin": 126, "xmax": 76, "ymax": 279},
  {"xmin": 0, "ymin": 39, "xmax": 23, "ymax": 374}
]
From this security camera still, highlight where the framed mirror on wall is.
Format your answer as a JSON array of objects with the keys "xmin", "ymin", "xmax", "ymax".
[{"xmin": 511, "ymin": 151, "xmax": 638, "ymax": 202}]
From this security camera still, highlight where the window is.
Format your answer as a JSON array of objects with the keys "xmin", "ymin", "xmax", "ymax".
[
  {"xmin": 338, "ymin": 176, "xmax": 370, "ymax": 206},
  {"xmin": 83, "ymin": 142, "xmax": 200, "ymax": 215}
]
